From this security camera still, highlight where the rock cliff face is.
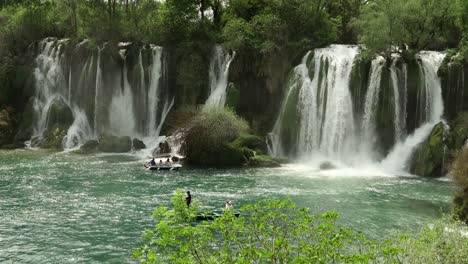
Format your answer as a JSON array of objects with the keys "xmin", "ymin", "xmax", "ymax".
[{"xmin": 229, "ymin": 50, "xmax": 295, "ymax": 133}]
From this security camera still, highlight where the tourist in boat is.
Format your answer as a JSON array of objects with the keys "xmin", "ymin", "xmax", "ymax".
[
  {"xmin": 149, "ymin": 158, "xmax": 156, "ymax": 166},
  {"xmin": 225, "ymin": 200, "xmax": 233, "ymax": 210},
  {"xmin": 166, "ymin": 158, "xmax": 171, "ymax": 165},
  {"xmin": 186, "ymin": 191, "xmax": 191, "ymax": 207}
]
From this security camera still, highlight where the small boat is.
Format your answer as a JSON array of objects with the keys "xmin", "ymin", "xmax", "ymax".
[
  {"xmin": 195, "ymin": 209, "xmax": 240, "ymax": 221},
  {"xmin": 144, "ymin": 163, "xmax": 182, "ymax": 171}
]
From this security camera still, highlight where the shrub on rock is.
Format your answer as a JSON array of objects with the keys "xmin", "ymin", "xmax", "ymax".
[{"xmin": 183, "ymin": 107, "xmax": 249, "ymax": 166}]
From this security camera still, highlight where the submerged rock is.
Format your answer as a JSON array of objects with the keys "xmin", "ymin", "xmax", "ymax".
[
  {"xmin": 98, "ymin": 134, "xmax": 132, "ymax": 153},
  {"xmin": 81, "ymin": 140, "xmax": 99, "ymax": 151},
  {"xmin": 409, "ymin": 122, "xmax": 448, "ymax": 177},
  {"xmin": 41, "ymin": 124, "xmax": 69, "ymax": 149},
  {"xmin": 319, "ymin": 161, "xmax": 336, "ymax": 170}
]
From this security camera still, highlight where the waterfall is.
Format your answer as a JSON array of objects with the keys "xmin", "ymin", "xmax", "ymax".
[
  {"xmin": 32, "ymin": 39, "xmax": 68, "ymax": 139},
  {"xmin": 268, "ymin": 52, "xmax": 312, "ymax": 158},
  {"xmin": 381, "ymin": 51, "xmax": 445, "ymax": 172},
  {"xmin": 390, "ymin": 55, "xmax": 408, "ymax": 142},
  {"xmin": 147, "ymin": 46, "xmax": 163, "ymax": 136},
  {"xmin": 271, "ymin": 46, "xmax": 447, "ymax": 173},
  {"xmin": 109, "ymin": 51, "xmax": 137, "ymax": 137},
  {"xmin": 204, "ymin": 45, "xmax": 236, "ymax": 108},
  {"xmin": 418, "ymin": 51, "xmax": 445, "ymax": 122},
  {"xmin": 361, "ymin": 56, "xmax": 386, "ymax": 156},
  {"xmin": 270, "ymin": 45, "xmax": 359, "ymax": 162},
  {"xmin": 63, "ymin": 107, "xmax": 93, "ymax": 150},
  {"xmin": 30, "ymin": 38, "xmax": 173, "ymax": 151},
  {"xmin": 94, "ymin": 48, "xmax": 102, "ymax": 137}
]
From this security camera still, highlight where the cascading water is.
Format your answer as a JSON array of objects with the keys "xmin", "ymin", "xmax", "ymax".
[
  {"xmin": 360, "ymin": 56, "xmax": 386, "ymax": 156},
  {"xmin": 271, "ymin": 46, "xmax": 447, "ymax": 174},
  {"xmin": 302, "ymin": 46, "xmax": 359, "ymax": 160},
  {"xmin": 109, "ymin": 50, "xmax": 137, "ymax": 137},
  {"xmin": 30, "ymin": 38, "xmax": 174, "ymax": 152},
  {"xmin": 271, "ymin": 45, "xmax": 359, "ymax": 162},
  {"xmin": 147, "ymin": 46, "xmax": 163, "ymax": 136},
  {"xmin": 94, "ymin": 47, "xmax": 102, "ymax": 137},
  {"xmin": 204, "ymin": 45, "xmax": 236, "ymax": 108},
  {"xmin": 32, "ymin": 39, "xmax": 68, "ymax": 139},
  {"xmin": 390, "ymin": 55, "xmax": 408, "ymax": 142},
  {"xmin": 268, "ymin": 51, "xmax": 312, "ymax": 158},
  {"xmin": 381, "ymin": 51, "xmax": 446, "ymax": 172}
]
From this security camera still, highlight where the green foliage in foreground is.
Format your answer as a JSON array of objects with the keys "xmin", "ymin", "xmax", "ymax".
[
  {"xmin": 451, "ymin": 147, "xmax": 468, "ymax": 224},
  {"xmin": 395, "ymin": 218, "xmax": 468, "ymax": 264},
  {"xmin": 134, "ymin": 191, "xmax": 468, "ymax": 263}
]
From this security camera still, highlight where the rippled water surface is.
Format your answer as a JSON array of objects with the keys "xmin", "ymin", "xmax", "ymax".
[{"xmin": 0, "ymin": 150, "xmax": 454, "ymax": 263}]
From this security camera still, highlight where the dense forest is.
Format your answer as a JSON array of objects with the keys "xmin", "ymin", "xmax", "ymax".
[{"xmin": 0, "ymin": 0, "xmax": 467, "ymax": 110}]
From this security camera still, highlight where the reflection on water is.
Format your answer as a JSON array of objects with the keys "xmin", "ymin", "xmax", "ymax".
[{"xmin": 0, "ymin": 150, "xmax": 454, "ymax": 263}]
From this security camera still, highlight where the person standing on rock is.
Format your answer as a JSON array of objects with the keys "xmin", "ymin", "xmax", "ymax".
[{"xmin": 186, "ymin": 191, "xmax": 191, "ymax": 207}]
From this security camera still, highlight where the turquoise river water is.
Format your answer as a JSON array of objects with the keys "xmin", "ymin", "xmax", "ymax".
[{"xmin": 0, "ymin": 149, "xmax": 454, "ymax": 263}]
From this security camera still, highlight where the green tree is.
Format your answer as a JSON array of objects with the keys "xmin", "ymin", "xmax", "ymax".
[
  {"xmin": 324, "ymin": 0, "xmax": 364, "ymax": 44},
  {"xmin": 222, "ymin": 0, "xmax": 336, "ymax": 56},
  {"xmin": 355, "ymin": 0, "xmax": 459, "ymax": 56},
  {"xmin": 134, "ymin": 192, "xmax": 403, "ymax": 263}
]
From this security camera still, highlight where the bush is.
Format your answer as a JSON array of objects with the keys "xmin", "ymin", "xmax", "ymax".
[
  {"xmin": 182, "ymin": 107, "xmax": 249, "ymax": 166},
  {"xmin": 447, "ymin": 112, "xmax": 468, "ymax": 151},
  {"xmin": 134, "ymin": 192, "xmax": 402, "ymax": 263},
  {"xmin": 394, "ymin": 217, "xmax": 468, "ymax": 263},
  {"xmin": 451, "ymin": 147, "xmax": 468, "ymax": 223}
]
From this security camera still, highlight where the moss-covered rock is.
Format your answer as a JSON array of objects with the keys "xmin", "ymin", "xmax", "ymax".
[
  {"xmin": 230, "ymin": 133, "xmax": 267, "ymax": 155},
  {"xmin": 47, "ymin": 99, "xmax": 74, "ymax": 128},
  {"xmin": 80, "ymin": 140, "xmax": 99, "ymax": 152},
  {"xmin": 39, "ymin": 99, "xmax": 74, "ymax": 149},
  {"xmin": 41, "ymin": 123, "xmax": 68, "ymax": 149},
  {"xmin": 440, "ymin": 52, "xmax": 468, "ymax": 121},
  {"xmin": 409, "ymin": 122, "xmax": 447, "ymax": 177},
  {"xmin": 249, "ymin": 154, "xmax": 281, "ymax": 167},
  {"xmin": 276, "ymin": 70, "xmax": 302, "ymax": 156},
  {"xmin": 98, "ymin": 133, "xmax": 132, "ymax": 153}
]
